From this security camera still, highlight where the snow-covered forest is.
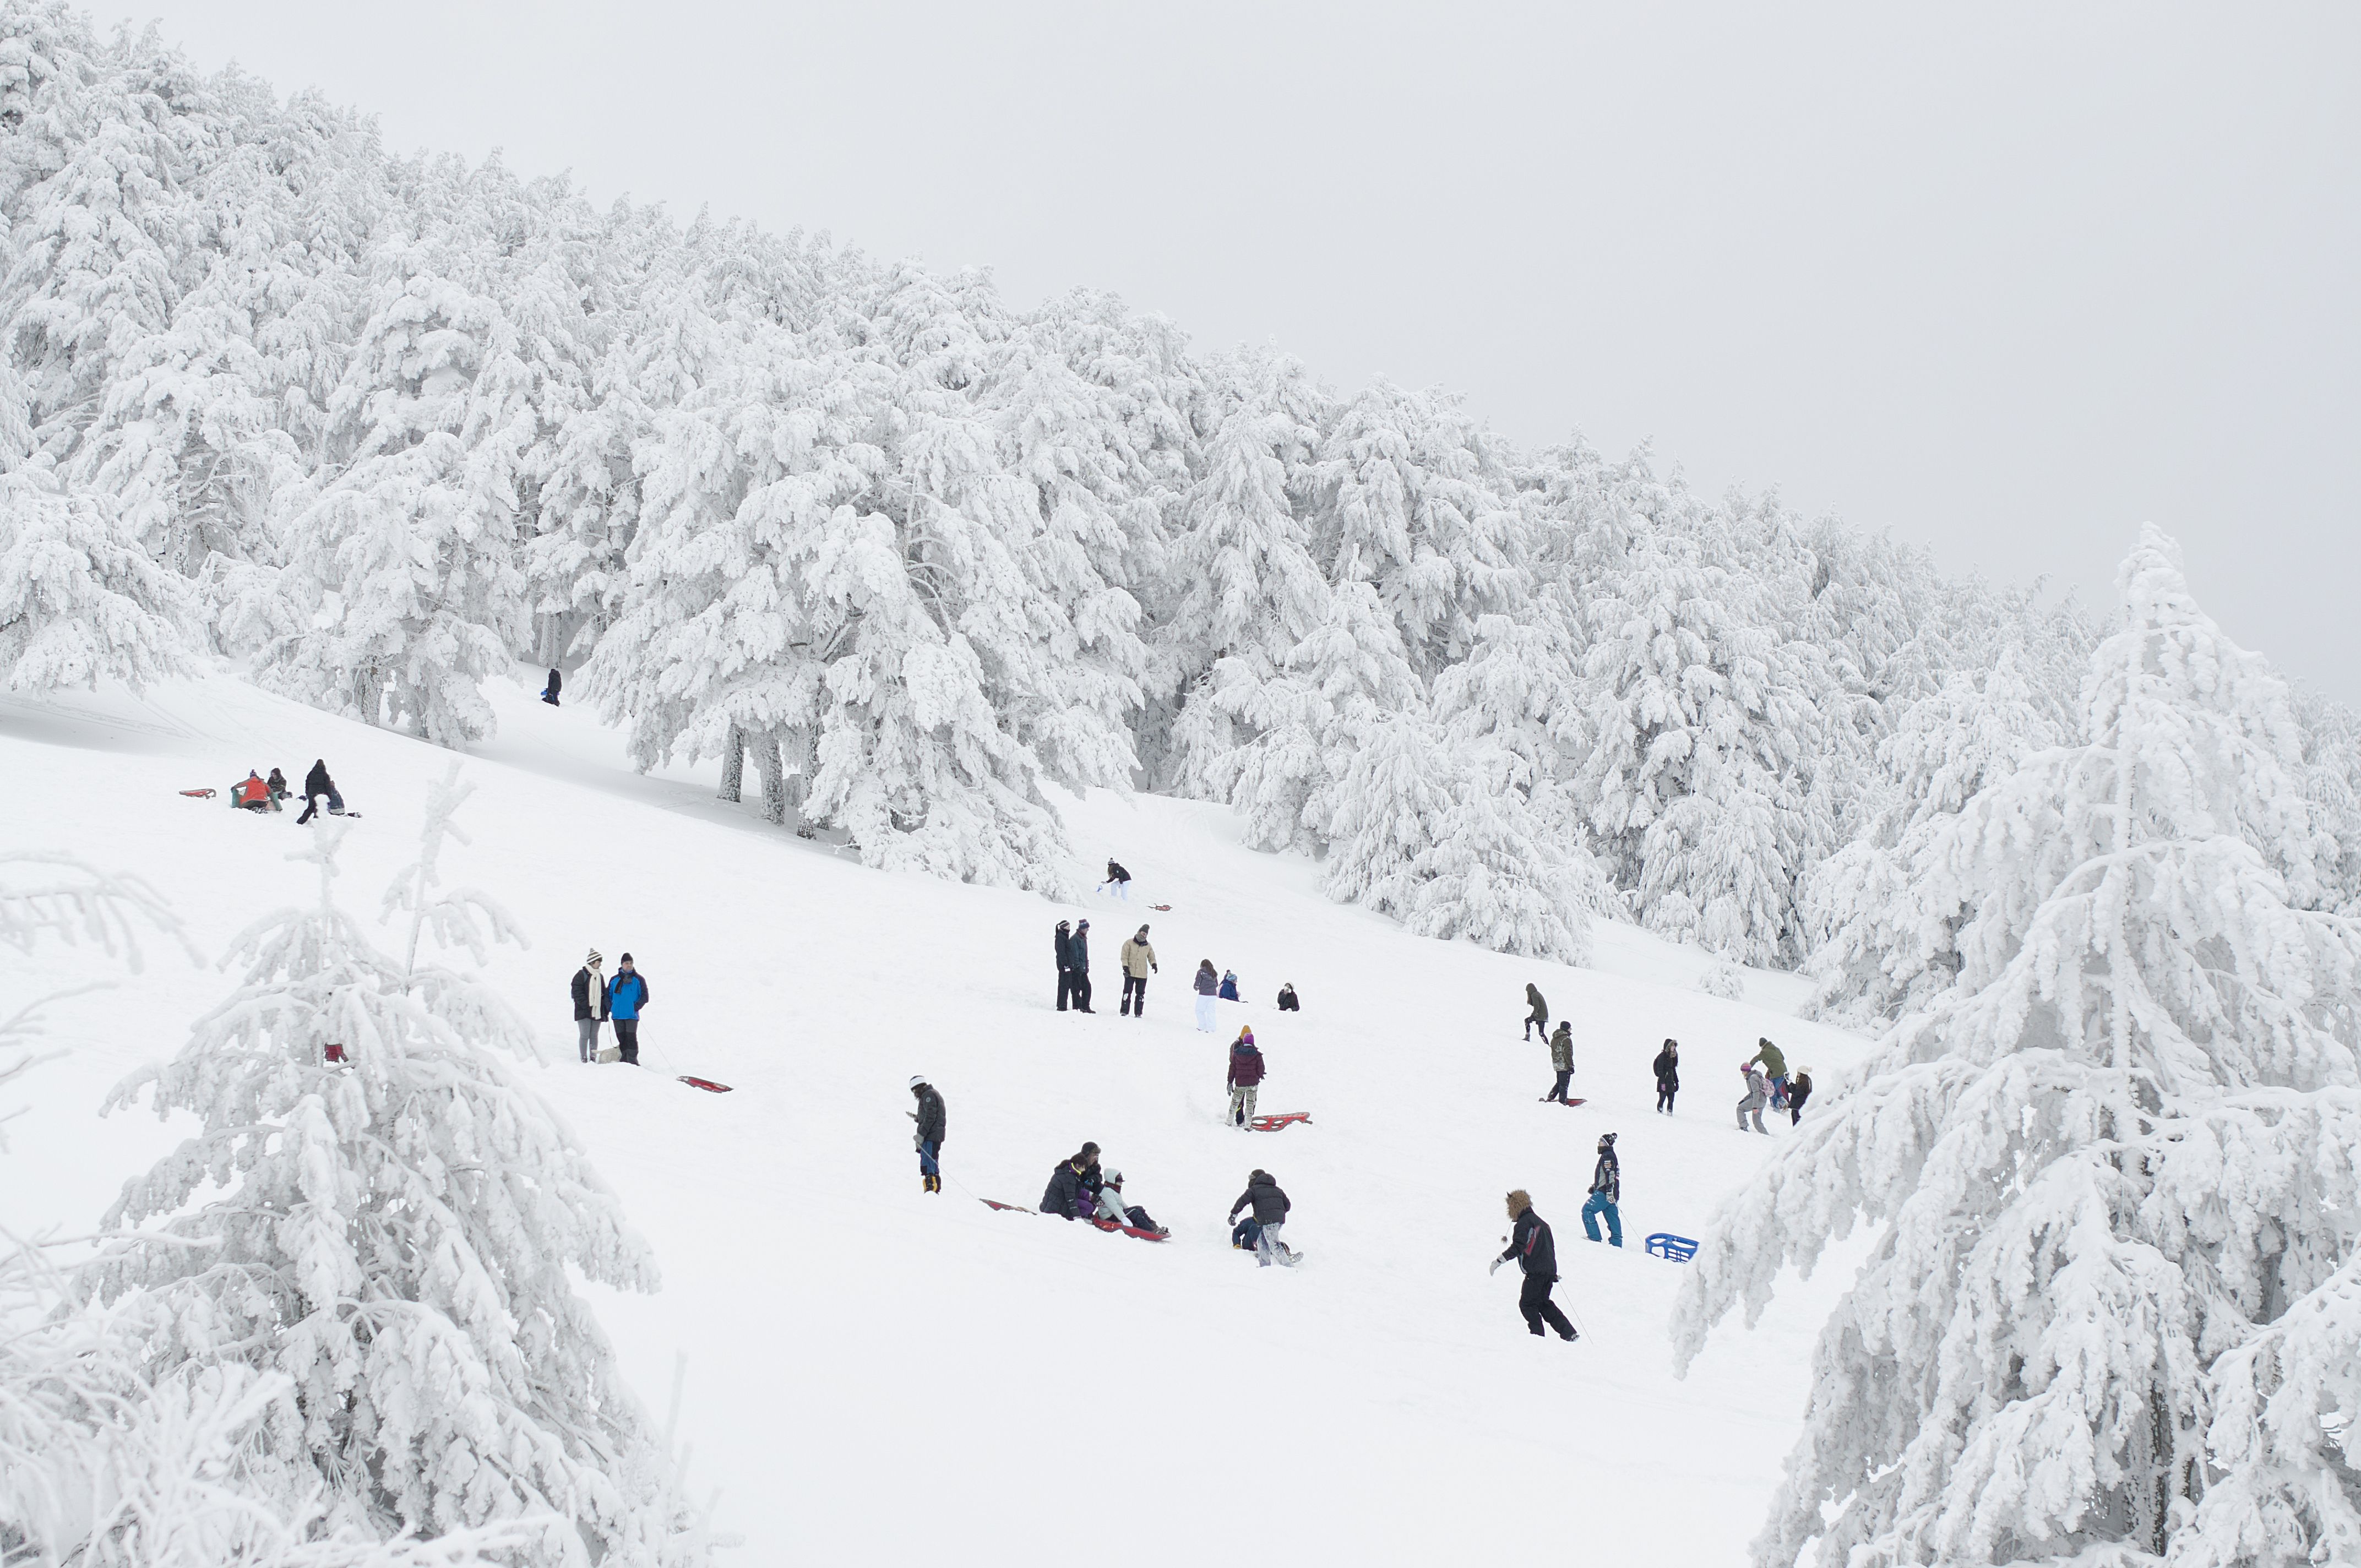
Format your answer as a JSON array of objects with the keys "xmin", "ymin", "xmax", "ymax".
[
  {"xmin": 16, "ymin": 0, "xmax": 2357, "ymax": 971},
  {"xmin": 7, "ymin": 1, "xmax": 2361, "ymax": 1562}
]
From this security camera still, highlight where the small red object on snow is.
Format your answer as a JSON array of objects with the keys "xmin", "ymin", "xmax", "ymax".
[
  {"xmin": 676, "ymin": 1076, "xmax": 733, "ymax": 1093},
  {"xmin": 179, "ymin": 788, "xmax": 216, "ymax": 798},
  {"xmin": 323, "ymin": 1043, "xmax": 347, "ymax": 1064},
  {"xmin": 1248, "ymin": 1112, "xmax": 1311, "ymax": 1132}
]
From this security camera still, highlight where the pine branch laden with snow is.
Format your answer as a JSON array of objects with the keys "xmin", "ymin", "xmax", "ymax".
[
  {"xmin": 1672, "ymin": 529, "xmax": 2361, "ymax": 1568},
  {"xmin": 0, "ymin": 460, "xmax": 196, "ymax": 696},
  {"xmin": 1799, "ymin": 649, "xmax": 2064, "ymax": 1028},
  {"xmin": 92, "ymin": 805, "xmax": 706, "ymax": 1566}
]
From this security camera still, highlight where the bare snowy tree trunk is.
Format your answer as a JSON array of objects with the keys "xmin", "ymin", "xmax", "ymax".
[
  {"xmin": 755, "ymin": 732, "xmax": 788, "ymax": 826},
  {"xmin": 718, "ymin": 724, "xmax": 745, "ymax": 803}
]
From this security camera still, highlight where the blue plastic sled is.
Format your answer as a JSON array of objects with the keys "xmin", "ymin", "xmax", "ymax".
[{"xmin": 1645, "ymin": 1232, "xmax": 1698, "ymax": 1262}]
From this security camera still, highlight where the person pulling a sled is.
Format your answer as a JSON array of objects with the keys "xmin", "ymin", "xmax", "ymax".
[
  {"xmin": 1227, "ymin": 1026, "xmax": 1266, "ymax": 1128},
  {"xmin": 1523, "ymin": 982, "xmax": 1549, "ymax": 1043},
  {"xmin": 231, "ymin": 770, "xmax": 277, "ymax": 812},
  {"xmin": 1098, "ymin": 859, "xmax": 1132, "ymax": 901},
  {"xmin": 605, "ymin": 953, "xmax": 650, "ymax": 1065},
  {"xmin": 1582, "ymin": 1133, "xmax": 1623, "ymax": 1246},
  {"xmin": 1094, "ymin": 1168, "xmax": 1166, "ymax": 1236},
  {"xmin": 1228, "ymin": 1169, "xmax": 1298, "ymax": 1267},
  {"xmin": 1491, "ymin": 1191, "xmax": 1577, "ymax": 1341},
  {"xmin": 910, "ymin": 1074, "xmax": 947, "ymax": 1193},
  {"xmin": 1042, "ymin": 1142, "xmax": 1101, "ymax": 1219},
  {"xmin": 1542, "ymin": 1019, "xmax": 1574, "ymax": 1103},
  {"xmin": 1120, "ymin": 926, "xmax": 1157, "ymax": 1017},
  {"xmin": 296, "ymin": 759, "xmax": 345, "ymax": 824},
  {"xmin": 570, "ymin": 950, "xmax": 608, "ymax": 1062}
]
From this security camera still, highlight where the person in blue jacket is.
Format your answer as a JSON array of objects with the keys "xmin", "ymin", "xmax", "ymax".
[{"xmin": 604, "ymin": 952, "xmax": 650, "ymax": 1065}]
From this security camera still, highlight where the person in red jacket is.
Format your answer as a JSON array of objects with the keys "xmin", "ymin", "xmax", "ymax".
[
  {"xmin": 1226, "ymin": 1026, "xmax": 1266, "ymax": 1129},
  {"xmin": 230, "ymin": 771, "xmax": 276, "ymax": 812}
]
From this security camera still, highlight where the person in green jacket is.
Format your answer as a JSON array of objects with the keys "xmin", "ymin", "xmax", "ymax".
[
  {"xmin": 1745, "ymin": 1037, "xmax": 1789, "ymax": 1109},
  {"xmin": 1541, "ymin": 1020, "xmax": 1574, "ymax": 1103}
]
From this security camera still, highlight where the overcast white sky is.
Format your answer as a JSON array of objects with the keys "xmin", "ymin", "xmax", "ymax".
[{"xmin": 88, "ymin": 1, "xmax": 2361, "ymax": 701}]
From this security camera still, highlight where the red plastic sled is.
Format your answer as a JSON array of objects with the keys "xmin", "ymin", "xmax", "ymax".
[
  {"xmin": 179, "ymin": 788, "xmax": 216, "ymax": 798},
  {"xmin": 981, "ymin": 1199, "xmax": 1035, "ymax": 1213},
  {"xmin": 1555, "ymin": 1098, "xmax": 1589, "ymax": 1108},
  {"xmin": 677, "ymin": 1076, "xmax": 733, "ymax": 1093},
  {"xmin": 1148, "ymin": 903, "xmax": 1173, "ymax": 911},
  {"xmin": 1249, "ymin": 1112, "xmax": 1312, "ymax": 1132},
  {"xmin": 1089, "ymin": 1216, "xmax": 1171, "ymax": 1242}
]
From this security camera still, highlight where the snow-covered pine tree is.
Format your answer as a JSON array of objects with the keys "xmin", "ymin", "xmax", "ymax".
[
  {"xmin": 0, "ymin": 456, "xmax": 194, "ymax": 694},
  {"xmin": 1573, "ymin": 516, "xmax": 1824, "ymax": 965},
  {"xmin": 257, "ymin": 257, "xmax": 533, "ymax": 747},
  {"xmin": 1158, "ymin": 350, "xmax": 1331, "ymax": 799},
  {"xmin": 1672, "ymin": 527, "xmax": 2361, "ymax": 1568},
  {"xmin": 95, "ymin": 781, "xmax": 703, "ymax": 1565},
  {"xmin": 1800, "ymin": 647, "xmax": 2063, "ymax": 1027}
]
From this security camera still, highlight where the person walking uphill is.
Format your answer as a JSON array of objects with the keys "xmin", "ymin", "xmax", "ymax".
[
  {"xmin": 1541, "ymin": 1020, "xmax": 1575, "ymax": 1103},
  {"xmin": 570, "ymin": 950, "xmax": 608, "ymax": 1063},
  {"xmin": 604, "ymin": 954, "xmax": 650, "ymax": 1065},
  {"xmin": 1787, "ymin": 1067, "xmax": 1814, "ymax": 1126},
  {"xmin": 1228, "ymin": 1169, "xmax": 1298, "ymax": 1266},
  {"xmin": 1193, "ymin": 959, "xmax": 1220, "ymax": 1032},
  {"xmin": 1652, "ymin": 1039, "xmax": 1680, "ymax": 1114},
  {"xmin": 1120, "ymin": 926, "xmax": 1158, "ymax": 1017},
  {"xmin": 1490, "ymin": 1191, "xmax": 1577, "ymax": 1341},
  {"xmin": 1582, "ymin": 1134, "xmax": 1623, "ymax": 1246},
  {"xmin": 1523, "ymin": 983, "xmax": 1549, "ymax": 1043},
  {"xmin": 909, "ymin": 1075, "xmax": 946, "ymax": 1193},
  {"xmin": 1737, "ymin": 1063, "xmax": 1770, "ymax": 1133},
  {"xmin": 1746, "ymin": 1037, "xmax": 1789, "ymax": 1109},
  {"xmin": 1227, "ymin": 1027, "xmax": 1265, "ymax": 1128}
]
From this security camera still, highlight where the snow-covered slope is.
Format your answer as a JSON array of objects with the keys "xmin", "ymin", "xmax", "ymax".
[{"xmin": 0, "ymin": 670, "xmax": 1875, "ymax": 1566}]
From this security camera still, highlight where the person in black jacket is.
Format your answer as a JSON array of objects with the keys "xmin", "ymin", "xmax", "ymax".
[
  {"xmin": 1652, "ymin": 1039, "xmax": 1680, "ymax": 1114},
  {"xmin": 1227, "ymin": 1169, "xmax": 1298, "ymax": 1266},
  {"xmin": 1787, "ymin": 1068, "xmax": 1814, "ymax": 1126},
  {"xmin": 1055, "ymin": 920, "xmax": 1078, "ymax": 1012},
  {"xmin": 541, "ymin": 666, "xmax": 562, "ymax": 706},
  {"xmin": 569, "ymin": 950, "xmax": 607, "ymax": 1063},
  {"xmin": 1275, "ymin": 982, "xmax": 1299, "ymax": 1012},
  {"xmin": 1582, "ymin": 1134, "xmax": 1623, "ymax": 1247},
  {"xmin": 1068, "ymin": 919, "xmax": 1094, "ymax": 1012},
  {"xmin": 1524, "ymin": 983, "xmax": 1549, "ymax": 1042},
  {"xmin": 1492, "ymin": 1190, "xmax": 1578, "ymax": 1340},
  {"xmin": 1041, "ymin": 1142, "xmax": 1101, "ymax": 1219},
  {"xmin": 295, "ymin": 758, "xmax": 344, "ymax": 824},
  {"xmin": 909, "ymin": 1075, "xmax": 947, "ymax": 1193},
  {"xmin": 1098, "ymin": 859, "xmax": 1132, "ymax": 901}
]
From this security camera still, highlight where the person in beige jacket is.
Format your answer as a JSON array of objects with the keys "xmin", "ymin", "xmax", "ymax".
[{"xmin": 1120, "ymin": 925, "xmax": 1158, "ymax": 1018}]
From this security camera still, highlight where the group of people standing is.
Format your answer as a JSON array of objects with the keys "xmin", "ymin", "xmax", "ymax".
[
  {"xmin": 568, "ymin": 950, "xmax": 651, "ymax": 1064},
  {"xmin": 1736, "ymin": 1038, "xmax": 1813, "ymax": 1133}
]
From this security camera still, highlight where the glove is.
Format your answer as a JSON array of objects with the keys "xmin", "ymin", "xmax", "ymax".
[{"xmin": 1489, "ymin": 1257, "xmax": 1504, "ymax": 1276}]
